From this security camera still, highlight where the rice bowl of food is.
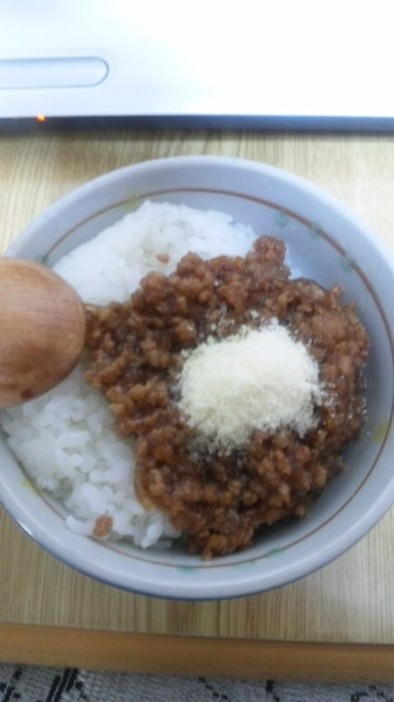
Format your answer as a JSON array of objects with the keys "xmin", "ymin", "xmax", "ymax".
[{"xmin": 0, "ymin": 155, "xmax": 394, "ymax": 599}]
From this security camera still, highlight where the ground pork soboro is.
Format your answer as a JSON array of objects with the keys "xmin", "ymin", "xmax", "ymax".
[{"xmin": 84, "ymin": 236, "xmax": 369, "ymax": 558}]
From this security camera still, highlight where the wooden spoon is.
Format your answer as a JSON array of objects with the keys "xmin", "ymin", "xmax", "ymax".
[{"xmin": 0, "ymin": 258, "xmax": 86, "ymax": 409}]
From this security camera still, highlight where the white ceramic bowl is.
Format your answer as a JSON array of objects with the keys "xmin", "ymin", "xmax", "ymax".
[{"xmin": 1, "ymin": 155, "xmax": 394, "ymax": 600}]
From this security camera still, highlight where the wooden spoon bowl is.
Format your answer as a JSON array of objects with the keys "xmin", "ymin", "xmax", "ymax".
[{"xmin": 0, "ymin": 258, "xmax": 86, "ymax": 408}]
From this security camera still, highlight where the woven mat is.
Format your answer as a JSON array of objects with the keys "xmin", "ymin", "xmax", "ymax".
[{"xmin": 0, "ymin": 666, "xmax": 393, "ymax": 702}]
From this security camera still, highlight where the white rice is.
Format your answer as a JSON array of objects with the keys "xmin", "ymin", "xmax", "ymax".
[{"xmin": 0, "ymin": 201, "xmax": 256, "ymax": 549}]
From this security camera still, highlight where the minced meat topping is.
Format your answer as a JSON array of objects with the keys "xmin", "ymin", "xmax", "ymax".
[{"xmin": 84, "ymin": 236, "xmax": 369, "ymax": 558}]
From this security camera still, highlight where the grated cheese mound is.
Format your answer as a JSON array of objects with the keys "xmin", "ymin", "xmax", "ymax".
[{"xmin": 178, "ymin": 322, "xmax": 322, "ymax": 448}]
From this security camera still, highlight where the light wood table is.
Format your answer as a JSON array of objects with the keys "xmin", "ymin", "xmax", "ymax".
[{"xmin": 1, "ymin": 127, "xmax": 394, "ymax": 683}]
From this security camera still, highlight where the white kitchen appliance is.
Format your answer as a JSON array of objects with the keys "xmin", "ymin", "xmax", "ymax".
[{"xmin": 1, "ymin": 0, "xmax": 393, "ymax": 129}]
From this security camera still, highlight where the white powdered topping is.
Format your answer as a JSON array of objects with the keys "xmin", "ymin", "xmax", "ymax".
[{"xmin": 178, "ymin": 322, "xmax": 322, "ymax": 447}]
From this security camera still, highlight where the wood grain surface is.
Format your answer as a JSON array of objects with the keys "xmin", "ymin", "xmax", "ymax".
[{"xmin": 1, "ymin": 127, "xmax": 394, "ymax": 679}]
